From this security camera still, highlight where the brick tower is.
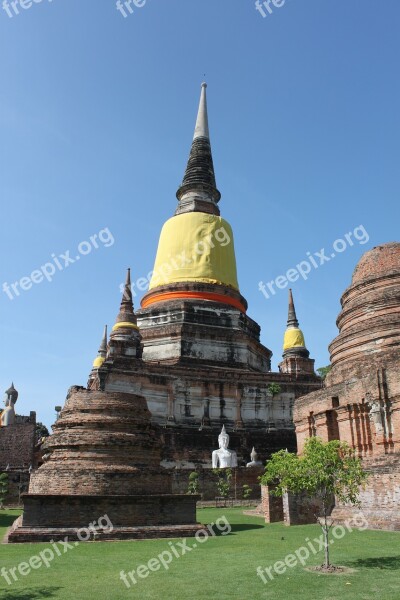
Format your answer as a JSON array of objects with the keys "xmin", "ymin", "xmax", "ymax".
[{"xmin": 293, "ymin": 242, "xmax": 400, "ymax": 530}]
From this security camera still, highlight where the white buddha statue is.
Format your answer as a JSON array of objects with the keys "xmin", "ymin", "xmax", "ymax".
[
  {"xmin": 246, "ymin": 447, "xmax": 262, "ymax": 467},
  {"xmin": 212, "ymin": 425, "xmax": 238, "ymax": 468},
  {"xmin": 1, "ymin": 383, "xmax": 18, "ymax": 427}
]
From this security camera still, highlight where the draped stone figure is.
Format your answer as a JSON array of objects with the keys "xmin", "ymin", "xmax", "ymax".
[{"xmin": 212, "ymin": 425, "xmax": 238, "ymax": 468}]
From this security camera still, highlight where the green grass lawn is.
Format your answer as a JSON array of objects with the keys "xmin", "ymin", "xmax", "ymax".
[{"xmin": 1, "ymin": 508, "xmax": 399, "ymax": 600}]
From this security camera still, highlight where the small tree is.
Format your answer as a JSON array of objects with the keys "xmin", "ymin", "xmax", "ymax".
[
  {"xmin": 0, "ymin": 473, "xmax": 9, "ymax": 509},
  {"xmin": 187, "ymin": 471, "xmax": 200, "ymax": 495},
  {"xmin": 242, "ymin": 484, "xmax": 252, "ymax": 500},
  {"xmin": 260, "ymin": 437, "xmax": 368, "ymax": 569},
  {"xmin": 267, "ymin": 383, "xmax": 281, "ymax": 397},
  {"xmin": 213, "ymin": 468, "xmax": 232, "ymax": 499}
]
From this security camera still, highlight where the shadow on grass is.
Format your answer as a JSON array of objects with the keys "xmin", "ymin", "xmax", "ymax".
[
  {"xmin": 0, "ymin": 513, "xmax": 19, "ymax": 529},
  {"xmin": 228, "ymin": 524, "xmax": 265, "ymax": 533},
  {"xmin": 1, "ymin": 588, "xmax": 62, "ymax": 599},
  {"xmin": 344, "ymin": 556, "xmax": 400, "ymax": 570}
]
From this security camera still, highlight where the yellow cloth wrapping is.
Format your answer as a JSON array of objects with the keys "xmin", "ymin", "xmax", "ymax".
[
  {"xmin": 92, "ymin": 356, "xmax": 105, "ymax": 368},
  {"xmin": 149, "ymin": 212, "xmax": 239, "ymax": 291},
  {"xmin": 283, "ymin": 328, "xmax": 306, "ymax": 351}
]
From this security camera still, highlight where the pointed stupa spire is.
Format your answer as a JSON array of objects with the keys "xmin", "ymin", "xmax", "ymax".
[
  {"xmin": 121, "ymin": 268, "xmax": 134, "ymax": 313},
  {"xmin": 193, "ymin": 82, "xmax": 210, "ymax": 140},
  {"xmin": 287, "ymin": 288, "xmax": 299, "ymax": 328},
  {"xmin": 283, "ymin": 289, "xmax": 309, "ymax": 357},
  {"xmin": 108, "ymin": 268, "xmax": 142, "ymax": 360},
  {"xmin": 176, "ymin": 83, "xmax": 221, "ymax": 215},
  {"xmin": 92, "ymin": 325, "xmax": 108, "ymax": 368},
  {"xmin": 112, "ymin": 268, "xmax": 138, "ymax": 331},
  {"xmin": 99, "ymin": 325, "xmax": 108, "ymax": 355}
]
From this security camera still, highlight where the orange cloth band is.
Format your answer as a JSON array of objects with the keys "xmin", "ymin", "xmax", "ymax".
[{"xmin": 141, "ymin": 291, "xmax": 246, "ymax": 313}]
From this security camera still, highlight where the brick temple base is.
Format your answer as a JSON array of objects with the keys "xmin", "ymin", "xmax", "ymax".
[{"xmin": 8, "ymin": 494, "xmax": 202, "ymax": 543}]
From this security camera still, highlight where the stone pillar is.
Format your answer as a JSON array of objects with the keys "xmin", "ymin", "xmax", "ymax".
[
  {"xmin": 313, "ymin": 412, "xmax": 329, "ymax": 443},
  {"xmin": 283, "ymin": 491, "xmax": 328, "ymax": 526},
  {"xmin": 261, "ymin": 485, "xmax": 284, "ymax": 523}
]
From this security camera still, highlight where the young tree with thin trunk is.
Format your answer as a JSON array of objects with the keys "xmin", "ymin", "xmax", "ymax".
[
  {"xmin": 260, "ymin": 437, "xmax": 368, "ymax": 568},
  {"xmin": 0, "ymin": 473, "xmax": 9, "ymax": 509}
]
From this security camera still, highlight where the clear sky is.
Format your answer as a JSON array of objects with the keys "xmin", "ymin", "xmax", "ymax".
[{"xmin": 1, "ymin": 0, "xmax": 399, "ymax": 428}]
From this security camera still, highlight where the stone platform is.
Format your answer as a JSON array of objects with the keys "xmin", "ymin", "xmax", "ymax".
[{"xmin": 9, "ymin": 493, "xmax": 202, "ymax": 543}]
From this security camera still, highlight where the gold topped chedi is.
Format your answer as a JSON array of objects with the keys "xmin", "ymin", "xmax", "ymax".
[
  {"xmin": 279, "ymin": 289, "xmax": 315, "ymax": 376},
  {"xmin": 138, "ymin": 83, "xmax": 272, "ymax": 371},
  {"xmin": 282, "ymin": 289, "xmax": 309, "ymax": 356},
  {"xmin": 141, "ymin": 82, "xmax": 243, "ymax": 313}
]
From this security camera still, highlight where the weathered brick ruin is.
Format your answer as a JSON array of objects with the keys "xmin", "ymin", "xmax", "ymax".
[
  {"xmin": 291, "ymin": 242, "xmax": 400, "ymax": 530},
  {"xmin": 0, "ymin": 384, "xmax": 38, "ymax": 506},
  {"xmin": 9, "ymin": 387, "xmax": 202, "ymax": 542}
]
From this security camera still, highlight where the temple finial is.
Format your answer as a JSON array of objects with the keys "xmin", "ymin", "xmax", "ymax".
[
  {"xmin": 108, "ymin": 268, "xmax": 142, "ymax": 360},
  {"xmin": 99, "ymin": 325, "xmax": 108, "ymax": 356},
  {"xmin": 193, "ymin": 82, "xmax": 210, "ymax": 140},
  {"xmin": 121, "ymin": 268, "xmax": 133, "ymax": 311},
  {"xmin": 92, "ymin": 325, "xmax": 108, "ymax": 369},
  {"xmin": 176, "ymin": 83, "xmax": 221, "ymax": 213},
  {"xmin": 287, "ymin": 289, "xmax": 299, "ymax": 328}
]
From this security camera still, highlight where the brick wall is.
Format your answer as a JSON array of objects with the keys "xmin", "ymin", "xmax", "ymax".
[
  {"xmin": 171, "ymin": 467, "xmax": 263, "ymax": 500},
  {"xmin": 0, "ymin": 419, "xmax": 36, "ymax": 470}
]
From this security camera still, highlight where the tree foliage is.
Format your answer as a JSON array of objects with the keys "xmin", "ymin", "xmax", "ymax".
[
  {"xmin": 242, "ymin": 484, "xmax": 252, "ymax": 500},
  {"xmin": 260, "ymin": 437, "xmax": 368, "ymax": 567},
  {"xmin": 213, "ymin": 468, "xmax": 232, "ymax": 498},
  {"xmin": 35, "ymin": 422, "xmax": 50, "ymax": 441},
  {"xmin": 316, "ymin": 366, "xmax": 331, "ymax": 380},
  {"xmin": 0, "ymin": 473, "xmax": 9, "ymax": 509},
  {"xmin": 267, "ymin": 383, "xmax": 281, "ymax": 397},
  {"xmin": 187, "ymin": 471, "xmax": 200, "ymax": 495}
]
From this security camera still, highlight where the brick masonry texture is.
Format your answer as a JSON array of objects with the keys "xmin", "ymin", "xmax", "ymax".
[
  {"xmin": 292, "ymin": 243, "xmax": 400, "ymax": 530},
  {"xmin": 9, "ymin": 388, "xmax": 201, "ymax": 542},
  {"xmin": 171, "ymin": 466, "xmax": 263, "ymax": 500},
  {"xmin": 0, "ymin": 416, "xmax": 36, "ymax": 469},
  {"xmin": 0, "ymin": 413, "xmax": 37, "ymax": 506}
]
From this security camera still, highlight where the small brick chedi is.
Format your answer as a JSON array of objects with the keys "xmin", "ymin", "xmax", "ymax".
[
  {"xmin": 9, "ymin": 280, "xmax": 202, "ymax": 542},
  {"xmin": 9, "ymin": 83, "xmax": 322, "ymax": 541},
  {"xmin": 294, "ymin": 242, "xmax": 400, "ymax": 530}
]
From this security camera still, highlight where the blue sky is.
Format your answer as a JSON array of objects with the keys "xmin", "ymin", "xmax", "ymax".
[{"xmin": 1, "ymin": 0, "xmax": 399, "ymax": 428}]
